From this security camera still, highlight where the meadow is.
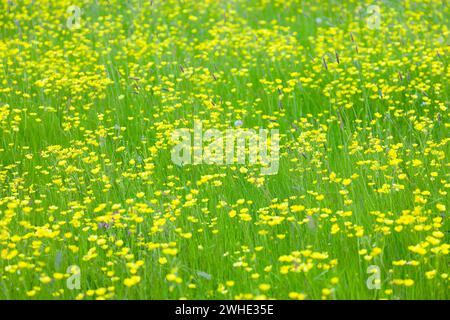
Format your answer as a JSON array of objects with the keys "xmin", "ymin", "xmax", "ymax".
[{"xmin": 0, "ymin": 0, "xmax": 449, "ymax": 300}]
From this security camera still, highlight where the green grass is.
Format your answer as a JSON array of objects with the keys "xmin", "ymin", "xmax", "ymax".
[{"xmin": 0, "ymin": 0, "xmax": 448, "ymax": 300}]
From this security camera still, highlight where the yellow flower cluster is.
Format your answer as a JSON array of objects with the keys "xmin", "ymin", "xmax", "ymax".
[{"xmin": 0, "ymin": 0, "xmax": 448, "ymax": 299}]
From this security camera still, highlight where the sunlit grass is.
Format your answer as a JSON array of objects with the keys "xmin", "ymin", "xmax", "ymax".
[{"xmin": 0, "ymin": 0, "xmax": 448, "ymax": 300}]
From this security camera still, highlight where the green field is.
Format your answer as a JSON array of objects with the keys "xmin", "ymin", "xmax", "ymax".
[{"xmin": 0, "ymin": 0, "xmax": 449, "ymax": 299}]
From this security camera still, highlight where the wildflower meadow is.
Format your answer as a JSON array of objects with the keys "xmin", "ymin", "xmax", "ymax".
[{"xmin": 0, "ymin": 0, "xmax": 449, "ymax": 300}]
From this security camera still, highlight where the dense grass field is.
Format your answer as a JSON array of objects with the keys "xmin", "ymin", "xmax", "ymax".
[{"xmin": 0, "ymin": 0, "xmax": 449, "ymax": 300}]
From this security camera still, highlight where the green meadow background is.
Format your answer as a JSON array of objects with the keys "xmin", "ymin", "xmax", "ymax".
[{"xmin": 0, "ymin": 0, "xmax": 448, "ymax": 299}]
